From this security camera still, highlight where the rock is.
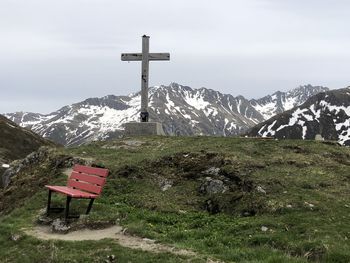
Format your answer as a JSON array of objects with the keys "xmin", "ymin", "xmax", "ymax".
[
  {"xmin": 1, "ymin": 146, "xmax": 87, "ymax": 188},
  {"xmin": 142, "ymin": 238, "xmax": 156, "ymax": 243},
  {"xmin": 106, "ymin": 254, "xmax": 116, "ymax": 262},
  {"xmin": 102, "ymin": 145, "xmax": 119, "ymax": 150},
  {"xmin": 158, "ymin": 178, "xmax": 173, "ymax": 191},
  {"xmin": 123, "ymin": 140, "xmax": 143, "ymax": 147},
  {"xmin": 79, "ymin": 214, "xmax": 88, "ymax": 220},
  {"xmin": 315, "ymin": 134, "xmax": 324, "ymax": 141},
  {"xmin": 304, "ymin": 202, "xmax": 315, "ymax": 208},
  {"xmin": 1, "ymin": 147, "xmax": 51, "ymax": 187},
  {"xmin": 102, "ymin": 140, "xmax": 144, "ymax": 150},
  {"xmin": 203, "ymin": 167, "xmax": 220, "ymax": 176},
  {"xmin": 286, "ymin": 204, "xmax": 292, "ymax": 208},
  {"xmin": 51, "ymin": 219, "xmax": 71, "ymax": 233},
  {"xmin": 256, "ymin": 186, "xmax": 266, "ymax": 194},
  {"xmin": 242, "ymin": 210, "xmax": 256, "ymax": 217},
  {"xmin": 122, "ymin": 228, "xmax": 128, "ymax": 235},
  {"xmin": 37, "ymin": 215, "xmax": 54, "ymax": 225},
  {"xmin": 206, "ymin": 259, "xmax": 223, "ymax": 263},
  {"xmin": 261, "ymin": 226, "xmax": 268, "ymax": 232},
  {"xmin": 205, "ymin": 199, "xmax": 220, "ymax": 214},
  {"xmin": 10, "ymin": 234, "xmax": 21, "ymax": 241},
  {"xmin": 199, "ymin": 177, "xmax": 227, "ymax": 194},
  {"xmin": 161, "ymin": 184, "xmax": 172, "ymax": 191},
  {"xmin": 2, "ymin": 161, "xmax": 24, "ymax": 188}
]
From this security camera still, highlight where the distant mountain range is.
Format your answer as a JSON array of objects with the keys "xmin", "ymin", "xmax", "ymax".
[
  {"xmin": 247, "ymin": 87, "xmax": 350, "ymax": 146},
  {"xmin": 5, "ymin": 83, "xmax": 328, "ymax": 146}
]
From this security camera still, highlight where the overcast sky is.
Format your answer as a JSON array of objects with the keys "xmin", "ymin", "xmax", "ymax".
[{"xmin": 1, "ymin": 0, "xmax": 350, "ymax": 113}]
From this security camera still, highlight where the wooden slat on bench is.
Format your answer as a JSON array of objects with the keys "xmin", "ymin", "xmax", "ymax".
[
  {"xmin": 67, "ymin": 179, "xmax": 102, "ymax": 194},
  {"xmin": 73, "ymin": 164, "xmax": 109, "ymax": 177},
  {"xmin": 70, "ymin": 172, "xmax": 106, "ymax": 186}
]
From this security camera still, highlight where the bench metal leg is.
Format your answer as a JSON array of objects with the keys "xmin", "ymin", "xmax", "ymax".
[
  {"xmin": 65, "ymin": 196, "xmax": 72, "ymax": 220},
  {"xmin": 48, "ymin": 192, "xmax": 94, "ymax": 220},
  {"xmin": 46, "ymin": 190, "xmax": 52, "ymax": 216},
  {"xmin": 46, "ymin": 190, "xmax": 65, "ymax": 216},
  {"xmin": 86, "ymin": 198, "xmax": 95, "ymax": 214}
]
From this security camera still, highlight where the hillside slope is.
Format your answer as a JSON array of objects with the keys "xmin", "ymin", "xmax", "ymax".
[
  {"xmin": 247, "ymin": 87, "xmax": 350, "ymax": 145},
  {"xmin": 0, "ymin": 137, "xmax": 349, "ymax": 262},
  {"xmin": 0, "ymin": 114, "xmax": 54, "ymax": 164}
]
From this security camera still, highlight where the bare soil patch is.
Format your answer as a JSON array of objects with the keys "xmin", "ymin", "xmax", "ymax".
[{"xmin": 24, "ymin": 225, "xmax": 197, "ymax": 257}]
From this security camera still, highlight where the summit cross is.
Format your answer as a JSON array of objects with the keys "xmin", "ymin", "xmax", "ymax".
[{"xmin": 121, "ymin": 35, "xmax": 170, "ymax": 122}]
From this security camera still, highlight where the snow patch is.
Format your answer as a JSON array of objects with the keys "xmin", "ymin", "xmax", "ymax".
[
  {"xmin": 6, "ymin": 123, "xmax": 16, "ymax": 129},
  {"xmin": 253, "ymin": 101, "xmax": 277, "ymax": 120},
  {"xmin": 183, "ymin": 92, "xmax": 210, "ymax": 111},
  {"xmin": 261, "ymin": 120, "xmax": 277, "ymax": 137},
  {"xmin": 283, "ymin": 97, "xmax": 297, "ymax": 111}
]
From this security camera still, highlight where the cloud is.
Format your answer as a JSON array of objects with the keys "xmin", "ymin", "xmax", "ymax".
[{"xmin": 1, "ymin": 0, "xmax": 350, "ymax": 113}]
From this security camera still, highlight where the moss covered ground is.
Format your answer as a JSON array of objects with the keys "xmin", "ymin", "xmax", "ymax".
[{"xmin": 0, "ymin": 136, "xmax": 349, "ymax": 262}]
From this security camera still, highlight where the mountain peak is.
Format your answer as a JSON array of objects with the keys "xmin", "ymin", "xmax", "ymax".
[
  {"xmin": 287, "ymin": 84, "xmax": 328, "ymax": 96},
  {"xmin": 250, "ymin": 84, "xmax": 329, "ymax": 120},
  {"xmin": 5, "ymin": 84, "xmax": 329, "ymax": 146}
]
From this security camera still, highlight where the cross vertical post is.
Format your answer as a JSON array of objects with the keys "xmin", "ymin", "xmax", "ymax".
[
  {"xmin": 121, "ymin": 35, "xmax": 170, "ymax": 123},
  {"xmin": 141, "ymin": 35, "xmax": 150, "ymax": 122}
]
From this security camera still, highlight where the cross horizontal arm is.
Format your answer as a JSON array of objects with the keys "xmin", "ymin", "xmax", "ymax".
[
  {"xmin": 121, "ymin": 53, "xmax": 170, "ymax": 61},
  {"xmin": 149, "ymin": 53, "xmax": 170, "ymax": 61},
  {"xmin": 121, "ymin": 53, "xmax": 142, "ymax": 61}
]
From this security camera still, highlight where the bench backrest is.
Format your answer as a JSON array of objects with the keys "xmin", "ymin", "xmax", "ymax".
[{"xmin": 67, "ymin": 164, "xmax": 109, "ymax": 195}]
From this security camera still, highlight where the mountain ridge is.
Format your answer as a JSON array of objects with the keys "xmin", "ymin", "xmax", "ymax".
[
  {"xmin": 5, "ymin": 83, "xmax": 328, "ymax": 146},
  {"xmin": 247, "ymin": 87, "xmax": 350, "ymax": 146}
]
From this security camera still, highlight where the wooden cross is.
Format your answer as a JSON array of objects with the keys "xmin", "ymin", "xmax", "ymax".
[{"xmin": 121, "ymin": 35, "xmax": 170, "ymax": 122}]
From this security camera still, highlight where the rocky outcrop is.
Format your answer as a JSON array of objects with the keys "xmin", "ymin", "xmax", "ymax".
[
  {"xmin": 199, "ymin": 177, "xmax": 227, "ymax": 194},
  {"xmin": 0, "ymin": 146, "xmax": 94, "ymax": 213},
  {"xmin": 1, "ymin": 146, "xmax": 87, "ymax": 188}
]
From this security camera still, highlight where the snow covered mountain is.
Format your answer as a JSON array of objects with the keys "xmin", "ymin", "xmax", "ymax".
[
  {"xmin": 250, "ymin": 84, "xmax": 329, "ymax": 120},
  {"xmin": 5, "ymin": 83, "xmax": 328, "ymax": 146},
  {"xmin": 247, "ymin": 87, "xmax": 350, "ymax": 146}
]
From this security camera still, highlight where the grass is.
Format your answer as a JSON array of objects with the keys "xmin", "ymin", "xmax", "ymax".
[{"xmin": 0, "ymin": 136, "xmax": 349, "ymax": 262}]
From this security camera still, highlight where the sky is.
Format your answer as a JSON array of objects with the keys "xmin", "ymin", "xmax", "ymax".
[{"xmin": 1, "ymin": 0, "xmax": 350, "ymax": 114}]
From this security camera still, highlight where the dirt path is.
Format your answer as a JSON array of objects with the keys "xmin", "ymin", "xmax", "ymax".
[{"xmin": 24, "ymin": 225, "xmax": 198, "ymax": 258}]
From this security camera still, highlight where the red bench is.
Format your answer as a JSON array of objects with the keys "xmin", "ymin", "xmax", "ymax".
[{"xmin": 45, "ymin": 164, "xmax": 109, "ymax": 220}]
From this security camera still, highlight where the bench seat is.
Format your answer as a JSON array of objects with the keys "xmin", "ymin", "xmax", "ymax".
[{"xmin": 45, "ymin": 185, "xmax": 98, "ymax": 198}]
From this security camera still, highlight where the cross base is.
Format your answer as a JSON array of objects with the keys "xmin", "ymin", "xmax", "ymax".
[
  {"xmin": 124, "ymin": 122, "xmax": 165, "ymax": 136},
  {"xmin": 140, "ymin": 111, "xmax": 149, "ymax": 122}
]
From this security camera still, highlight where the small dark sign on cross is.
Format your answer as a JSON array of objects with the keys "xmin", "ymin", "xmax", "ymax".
[{"xmin": 121, "ymin": 35, "xmax": 170, "ymax": 122}]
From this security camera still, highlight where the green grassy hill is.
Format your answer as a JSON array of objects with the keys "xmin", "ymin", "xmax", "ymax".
[{"xmin": 0, "ymin": 137, "xmax": 349, "ymax": 262}]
